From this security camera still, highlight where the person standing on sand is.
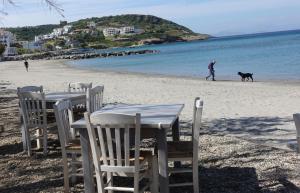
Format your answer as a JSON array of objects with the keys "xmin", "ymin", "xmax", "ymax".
[
  {"xmin": 24, "ymin": 60, "xmax": 29, "ymax": 72},
  {"xmin": 206, "ymin": 60, "xmax": 216, "ymax": 81}
]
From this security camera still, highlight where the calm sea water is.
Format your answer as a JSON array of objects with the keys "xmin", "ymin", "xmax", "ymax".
[{"xmin": 68, "ymin": 30, "xmax": 300, "ymax": 80}]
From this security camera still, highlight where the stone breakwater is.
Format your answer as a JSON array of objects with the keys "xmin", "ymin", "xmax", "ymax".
[{"xmin": 3, "ymin": 49, "xmax": 159, "ymax": 61}]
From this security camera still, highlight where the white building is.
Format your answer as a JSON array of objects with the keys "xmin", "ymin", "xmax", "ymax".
[
  {"xmin": 63, "ymin": 25, "xmax": 72, "ymax": 34},
  {"xmin": 4, "ymin": 47, "xmax": 17, "ymax": 56},
  {"xmin": 87, "ymin": 21, "xmax": 96, "ymax": 29},
  {"xmin": 0, "ymin": 30, "xmax": 17, "ymax": 56},
  {"xmin": 120, "ymin": 26, "xmax": 135, "ymax": 35},
  {"xmin": 0, "ymin": 30, "xmax": 16, "ymax": 46},
  {"xmin": 53, "ymin": 28, "xmax": 64, "ymax": 36},
  {"xmin": 103, "ymin": 28, "xmax": 120, "ymax": 37}
]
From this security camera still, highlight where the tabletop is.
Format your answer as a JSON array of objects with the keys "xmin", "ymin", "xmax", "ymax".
[
  {"xmin": 45, "ymin": 92, "xmax": 86, "ymax": 102},
  {"xmin": 71, "ymin": 104, "xmax": 184, "ymax": 129}
]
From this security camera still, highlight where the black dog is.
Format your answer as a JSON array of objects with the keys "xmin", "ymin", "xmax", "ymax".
[{"xmin": 238, "ymin": 72, "xmax": 254, "ymax": 82}]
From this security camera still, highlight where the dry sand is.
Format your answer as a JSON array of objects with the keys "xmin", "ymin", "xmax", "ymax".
[
  {"xmin": 1, "ymin": 59, "xmax": 300, "ymax": 192},
  {"xmin": 1, "ymin": 59, "xmax": 300, "ymax": 149}
]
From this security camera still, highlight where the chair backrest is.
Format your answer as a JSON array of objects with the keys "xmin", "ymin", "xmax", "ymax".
[
  {"xmin": 84, "ymin": 112, "xmax": 141, "ymax": 172},
  {"xmin": 192, "ymin": 97, "xmax": 203, "ymax": 158},
  {"xmin": 54, "ymin": 100, "xmax": 75, "ymax": 148},
  {"xmin": 17, "ymin": 86, "xmax": 43, "ymax": 93},
  {"xmin": 86, "ymin": 86, "xmax": 104, "ymax": 113},
  {"xmin": 293, "ymin": 114, "xmax": 300, "ymax": 152},
  {"xmin": 18, "ymin": 92, "xmax": 47, "ymax": 128},
  {"xmin": 68, "ymin": 82, "xmax": 92, "ymax": 93}
]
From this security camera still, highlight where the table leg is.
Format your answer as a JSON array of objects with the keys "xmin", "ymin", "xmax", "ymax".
[
  {"xmin": 157, "ymin": 128, "xmax": 169, "ymax": 193},
  {"xmin": 172, "ymin": 118, "xmax": 180, "ymax": 141},
  {"xmin": 80, "ymin": 129, "xmax": 95, "ymax": 193},
  {"xmin": 172, "ymin": 118, "xmax": 181, "ymax": 168}
]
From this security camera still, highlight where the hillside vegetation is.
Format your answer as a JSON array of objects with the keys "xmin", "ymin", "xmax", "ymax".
[{"xmin": 6, "ymin": 14, "xmax": 210, "ymax": 49}]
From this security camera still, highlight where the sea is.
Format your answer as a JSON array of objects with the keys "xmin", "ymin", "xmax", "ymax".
[{"xmin": 67, "ymin": 30, "xmax": 300, "ymax": 81}]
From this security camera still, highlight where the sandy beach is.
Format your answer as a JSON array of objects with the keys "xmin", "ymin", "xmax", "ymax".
[
  {"xmin": 1, "ymin": 59, "xmax": 300, "ymax": 192},
  {"xmin": 1, "ymin": 59, "xmax": 300, "ymax": 149}
]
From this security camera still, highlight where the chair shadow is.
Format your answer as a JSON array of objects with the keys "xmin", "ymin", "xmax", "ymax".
[
  {"xmin": 0, "ymin": 177, "xmax": 64, "ymax": 193},
  {"xmin": 179, "ymin": 116, "xmax": 296, "ymax": 150},
  {"xmin": 170, "ymin": 166, "xmax": 300, "ymax": 193}
]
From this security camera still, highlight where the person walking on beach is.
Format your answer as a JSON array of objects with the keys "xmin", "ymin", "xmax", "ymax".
[
  {"xmin": 206, "ymin": 60, "xmax": 216, "ymax": 81},
  {"xmin": 24, "ymin": 59, "xmax": 29, "ymax": 72}
]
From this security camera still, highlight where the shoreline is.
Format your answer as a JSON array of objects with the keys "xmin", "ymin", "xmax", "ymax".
[{"xmin": 62, "ymin": 60, "xmax": 300, "ymax": 84}]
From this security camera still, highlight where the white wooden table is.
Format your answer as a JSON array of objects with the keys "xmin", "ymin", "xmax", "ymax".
[
  {"xmin": 45, "ymin": 92, "xmax": 86, "ymax": 107},
  {"xmin": 71, "ymin": 104, "xmax": 184, "ymax": 193}
]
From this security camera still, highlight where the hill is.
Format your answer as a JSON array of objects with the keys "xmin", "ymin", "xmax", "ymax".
[
  {"xmin": 6, "ymin": 14, "xmax": 210, "ymax": 49},
  {"xmin": 6, "ymin": 24, "xmax": 59, "ymax": 41}
]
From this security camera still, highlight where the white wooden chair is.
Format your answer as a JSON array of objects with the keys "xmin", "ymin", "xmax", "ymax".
[
  {"xmin": 293, "ymin": 113, "xmax": 300, "ymax": 153},
  {"xmin": 54, "ymin": 100, "xmax": 82, "ymax": 192},
  {"xmin": 17, "ymin": 86, "xmax": 43, "ymax": 93},
  {"xmin": 84, "ymin": 112, "xmax": 158, "ymax": 193},
  {"xmin": 86, "ymin": 86, "xmax": 104, "ymax": 113},
  {"xmin": 17, "ymin": 86, "xmax": 43, "ymax": 151},
  {"xmin": 18, "ymin": 92, "xmax": 49, "ymax": 156},
  {"xmin": 167, "ymin": 97, "xmax": 203, "ymax": 193},
  {"xmin": 68, "ymin": 82, "xmax": 92, "ymax": 93}
]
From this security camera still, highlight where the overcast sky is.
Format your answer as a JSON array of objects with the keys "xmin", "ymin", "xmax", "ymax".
[{"xmin": 1, "ymin": 0, "xmax": 300, "ymax": 36}]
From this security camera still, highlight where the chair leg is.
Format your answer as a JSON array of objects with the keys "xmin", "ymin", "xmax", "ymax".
[
  {"xmin": 62, "ymin": 153, "xmax": 70, "ymax": 193},
  {"xmin": 36, "ymin": 128, "xmax": 41, "ymax": 149},
  {"xmin": 150, "ymin": 156, "xmax": 159, "ymax": 193},
  {"xmin": 134, "ymin": 172, "xmax": 139, "ymax": 193},
  {"xmin": 193, "ymin": 160, "xmax": 199, "ymax": 193},
  {"xmin": 71, "ymin": 153, "xmax": 77, "ymax": 184},
  {"xmin": 107, "ymin": 172, "xmax": 113, "ymax": 193},
  {"xmin": 20, "ymin": 125, "xmax": 27, "ymax": 151},
  {"xmin": 25, "ymin": 125, "xmax": 32, "ymax": 156},
  {"xmin": 43, "ymin": 127, "xmax": 48, "ymax": 155}
]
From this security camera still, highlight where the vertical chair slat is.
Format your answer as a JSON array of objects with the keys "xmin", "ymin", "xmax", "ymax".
[
  {"xmin": 106, "ymin": 127, "xmax": 115, "ymax": 166},
  {"xmin": 115, "ymin": 127, "xmax": 122, "ymax": 166},
  {"xmin": 98, "ymin": 126, "xmax": 108, "ymax": 165},
  {"xmin": 124, "ymin": 126, "xmax": 130, "ymax": 166}
]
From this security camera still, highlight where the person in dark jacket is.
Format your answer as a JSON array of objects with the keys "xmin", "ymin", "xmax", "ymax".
[
  {"xmin": 205, "ymin": 60, "xmax": 216, "ymax": 81},
  {"xmin": 24, "ymin": 59, "xmax": 29, "ymax": 72}
]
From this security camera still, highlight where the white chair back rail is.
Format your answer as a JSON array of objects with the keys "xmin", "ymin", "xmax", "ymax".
[
  {"xmin": 18, "ymin": 92, "xmax": 47, "ymax": 128},
  {"xmin": 68, "ymin": 82, "xmax": 92, "ymax": 93},
  {"xmin": 85, "ymin": 112, "xmax": 149, "ymax": 193},
  {"xmin": 167, "ymin": 97, "xmax": 203, "ymax": 193},
  {"xmin": 54, "ymin": 100, "xmax": 80, "ymax": 192},
  {"xmin": 54, "ymin": 100, "xmax": 75, "ymax": 146},
  {"xmin": 17, "ymin": 91, "xmax": 48, "ymax": 155},
  {"xmin": 17, "ymin": 86, "xmax": 43, "ymax": 93},
  {"xmin": 86, "ymin": 85, "xmax": 104, "ymax": 113}
]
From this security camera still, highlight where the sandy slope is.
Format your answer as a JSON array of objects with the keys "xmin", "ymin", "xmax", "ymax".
[{"xmin": 1, "ymin": 60, "xmax": 300, "ymax": 150}]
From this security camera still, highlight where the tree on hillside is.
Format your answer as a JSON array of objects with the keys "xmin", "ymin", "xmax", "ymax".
[{"xmin": 1, "ymin": 0, "xmax": 64, "ymax": 16}]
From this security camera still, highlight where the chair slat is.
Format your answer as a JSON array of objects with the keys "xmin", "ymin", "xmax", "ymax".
[
  {"xmin": 115, "ymin": 127, "xmax": 122, "ymax": 166},
  {"xmin": 106, "ymin": 127, "xmax": 115, "ymax": 166},
  {"xmin": 124, "ymin": 126, "xmax": 130, "ymax": 166}
]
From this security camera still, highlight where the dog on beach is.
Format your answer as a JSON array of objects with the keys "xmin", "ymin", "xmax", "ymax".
[{"xmin": 238, "ymin": 72, "xmax": 254, "ymax": 82}]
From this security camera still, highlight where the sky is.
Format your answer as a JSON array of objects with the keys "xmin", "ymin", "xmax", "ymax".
[{"xmin": 1, "ymin": 0, "xmax": 300, "ymax": 36}]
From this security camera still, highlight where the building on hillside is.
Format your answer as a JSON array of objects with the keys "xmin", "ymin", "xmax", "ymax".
[
  {"xmin": 87, "ymin": 21, "xmax": 96, "ymax": 29},
  {"xmin": 120, "ymin": 26, "xmax": 135, "ymax": 35},
  {"xmin": 53, "ymin": 28, "xmax": 64, "ymax": 36},
  {"xmin": 0, "ymin": 30, "xmax": 16, "ymax": 46},
  {"xmin": 103, "ymin": 26, "xmax": 143, "ymax": 37},
  {"xmin": 103, "ymin": 28, "xmax": 120, "ymax": 37},
  {"xmin": 4, "ymin": 47, "xmax": 17, "ymax": 56},
  {"xmin": 63, "ymin": 25, "xmax": 72, "ymax": 34},
  {"xmin": 0, "ymin": 29, "xmax": 17, "ymax": 56}
]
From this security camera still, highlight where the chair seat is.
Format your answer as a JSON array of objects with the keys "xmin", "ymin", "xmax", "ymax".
[{"xmin": 167, "ymin": 141, "xmax": 193, "ymax": 158}]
